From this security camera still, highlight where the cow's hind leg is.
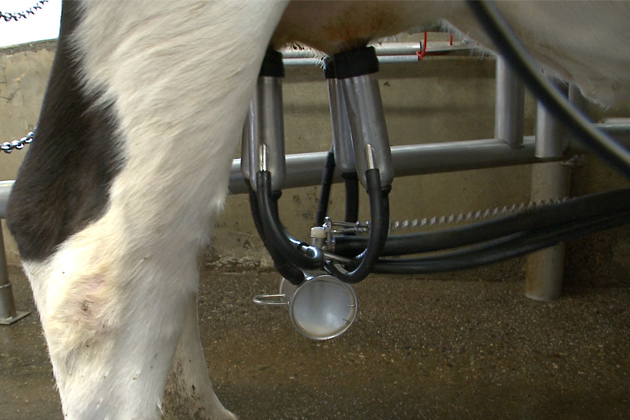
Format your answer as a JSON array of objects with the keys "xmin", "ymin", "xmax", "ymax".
[
  {"xmin": 163, "ymin": 293, "xmax": 236, "ymax": 420},
  {"xmin": 7, "ymin": 1, "xmax": 288, "ymax": 419}
]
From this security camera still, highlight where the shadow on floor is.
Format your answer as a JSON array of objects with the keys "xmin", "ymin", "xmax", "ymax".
[{"xmin": 1, "ymin": 266, "xmax": 629, "ymax": 419}]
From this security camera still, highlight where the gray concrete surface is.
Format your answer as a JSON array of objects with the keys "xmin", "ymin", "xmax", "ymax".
[{"xmin": 2, "ymin": 264, "xmax": 630, "ymax": 420}]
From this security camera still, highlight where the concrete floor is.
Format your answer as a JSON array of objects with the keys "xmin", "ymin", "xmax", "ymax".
[{"xmin": 1, "ymin": 264, "xmax": 629, "ymax": 420}]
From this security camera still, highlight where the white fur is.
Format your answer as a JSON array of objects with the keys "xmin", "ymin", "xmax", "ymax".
[
  {"xmin": 26, "ymin": 1, "xmax": 288, "ymax": 419},
  {"xmin": 275, "ymin": 1, "xmax": 630, "ymax": 104},
  {"xmin": 444, "ymin": 1, "xmax": 630, "ymax": 105},
  {"xmin": 22, "ymin": 1, "xmax": 630, "ymax": 419}
]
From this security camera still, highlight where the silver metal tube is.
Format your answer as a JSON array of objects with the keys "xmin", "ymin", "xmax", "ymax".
[
  {"xmin": 0, "ymin": 188, "xmax": 13, "ymax": 322},
  {"xmin": 535, "ymin": 82, "xmax": 568, "ymax": 158},
  {"xmin": 230, "ymin": 137, "xmax": 541, "ymax": 194},
  {"xmin": 283, "ymin": 55, "xmax": 423, "ymax": 67},
  {"xmin": 0, "ymin": 227, "xmax": 29, "ymax": 325},
  {"xmin": 567, "ymin": 122, "xmax": 630, "ymax": 154},
  {"xmin": 525, "ymin": 95, "xmax": 572, "ymax": 300},
  {"xmin": 561, "ymin": 85, "xmax": 628, "ymax": 153},
  {"xmin": 373, "ymin": 41, "xmax": 472, "ymax": 55},
  {"xmin": 0, "ymin": 181, "xmax": 13, "ymax": 219},
  {"xmin": 373, "ymin": 42, "xmax": 422, "ymax": 56},
  {"xmin": 1, "ymin": 128, "xmax": 628, "ymax": 206},
  {"xmin": 327, "ymin": 78, "xmax": 356, "ymax": 173},
  {"xmin": 282, "ymin": 58, "xmax": 325, "ymax": 67},
  {"xmin": 226, "ymin": 124, "xmax": 630, "ymax": 194},
  {"xmin": 586, "ymin": 123, "xmax": 630, "ymax": 148},
  {"xmin": 495, "ymin": 56, "xmax": 525, "ymax": 148},
  {"xmin": 535, "ymin": 102, "xmax": 567, "ymax": 158},
  {"xmin": 280, "ymin": 41, "xmax": 471, "ymax": 60},
  {"xmin": 0, "ymin": 285, "xmax": 18, "ymax": 323},
  {"xmin": 374, "ymin": 55, "xmax": 420, "ymax": 65},
  {"xmin": 244, "ymin": 76, "xmax": 286, "ymax": 192},
  {"xmin": 0, "ymin": 224, "xmax": 15, "ymax": 318},
  {"xmin": 340, "ymin": 73, "xmax": 394, "ymax": 188},
  {"xmin": 524, "ymin": 162, "xmax": 569, "ymax": 301},
  {"xmin": 240, "ymin": 100, "xmax": 255, "ymax": 183}
]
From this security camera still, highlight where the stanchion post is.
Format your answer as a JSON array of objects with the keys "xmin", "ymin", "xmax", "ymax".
[
  {"xmin": 0, "ymin": 226, "xmax": 29, "ymax": 324},
  {"xmin": 525, "ymin": 83, "xmax": 573, "ymax": 300},
  {"xmin": 495, "ymin": 55, "xmax": 525, "ymax": 148}
]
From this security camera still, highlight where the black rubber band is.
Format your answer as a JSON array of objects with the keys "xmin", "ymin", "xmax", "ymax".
[
  {"xmin": 259, "ymin": 48, "xmax": 285, "ymax": 78},
  {"xmin": 324, "ymin": 47, "xmax": 379, "ymax": 80}
]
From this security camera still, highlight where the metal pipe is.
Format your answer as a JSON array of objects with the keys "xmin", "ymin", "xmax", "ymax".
[
  {"xmin": 0, "ymin": 181, "xmax": 13, "ymax": 218},
  {"xmin": 282, "ymin": 58, "xmax": 326, "ymax": 67},
  {"xmin": 535, "ymin": 102, "xmax": 567, "ymax": 158},
  {"xmin": 280, "ymin": 41, "xmax": 471, "ymax": 60},
  {"xmin": 284, "ymin": 55, "xmax": 426, "ymax": 66},
  {"xmin": 535, "ymin": 82, "xmax": 569, "ymax": 159},
  {"xmin": 243, "ymin": 76, "xmax": 286, "ymax": 192},
  {"xmin": 226, "ymin": 123, "xmax": 630, "ymax": 195},
  {"xmin": 0, "ymin": 128, "xmax": 627, "ymax": 213},
  {"xmin": 230, "ymin": 137, "xmax": 540, "ymax": 194},
  {"xmin": 494, "ymin": 56, "xmax": 525, "ymax": 148},
  {"xmin": 525, "ymin": 92, "xmax": 572, "ymax": 300},
  {"xmin": 240, "ymin": 100, "xmax": 255, "ymax": 183},
  {"xmin": 0, "ymin": 123, "xmax": 628, "ymax": 210},
  {"xmin": 524, "ymin": 163, "xmax": 569, "ymax": 301},
  {"xmin": 341, "ymin": 73, "xmax": 394, "ymax": 188},
  {"xmin": 327, "ymin": 78, "xmax": 356, "ymax": 173},
  {"xmin": 372, "ymin": 42, "xmax": 424, "ymax": 56},
  {"xmin": 568, "ymin": 122, "xmax": 630, "ymax": 153},
  {"xmin": 0, "ymin": 226, "xmax": 29, "ymax": 325}
]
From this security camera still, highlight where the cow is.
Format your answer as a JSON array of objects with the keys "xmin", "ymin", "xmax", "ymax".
[{"xmin": 5, "ymin": 1, "xmax": 630, "ymax": 419}]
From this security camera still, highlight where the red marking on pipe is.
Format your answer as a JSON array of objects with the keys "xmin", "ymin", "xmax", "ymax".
[{"xmin": 416, "ymin": 32, "xmax": 428, "ymax": 61}]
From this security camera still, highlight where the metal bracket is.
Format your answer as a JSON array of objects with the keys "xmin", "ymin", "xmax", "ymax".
[{"xmin": 0, "ymin": 283, "xmax": 30, "ymax": 325}]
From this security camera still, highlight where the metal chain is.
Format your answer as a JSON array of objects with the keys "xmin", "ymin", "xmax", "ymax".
[
  {"xmin": 1, "ymin": 130, "xmax": 35, "ymax": 153},
  {"xmin": 388, "ymin": 197, "xmax": 571, "ymax": 231},
  {"xmin": 1, "ymin": 0, "xmax": 47, "ymax": 151},
  {"xmin": 1, "ymin": 0, "xmax": 49, "ymax": 23}
]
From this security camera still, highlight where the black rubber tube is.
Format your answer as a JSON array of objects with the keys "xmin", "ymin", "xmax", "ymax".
[
  {"xmin": 247, "ymin": 184, "xmax": 267, "ymax": 241},
  {"xmin": 315, "ymin": 150, "xmax": 336, "ymax": 226},
  {"xmin": 248, "ymin": 185, "xmax": 305, "ymax": 285},
  {"xmin": 256, "ymin": 170, "xmax": 325, "ymax": 270},
  {"xmin": 334, "ymin": 187, "xmax": 630, "ymax": 257},
  {"xmin": 467, "ymin": 0, "xmax": 630, "ymax": 178},
  {"xmin": 342, "ymin": 172, "xmax": 360, "ymax": 223},
  {"xmin": 326, "ymin": 169, "xmax": 390, "ymax": 284},
  {"xmin": 383, "ymin": 212, "xmax": 625, "ymax": 266},
  {"xmin": 373, "ymin": 211, "xmax": 630, "ymax": 274}
]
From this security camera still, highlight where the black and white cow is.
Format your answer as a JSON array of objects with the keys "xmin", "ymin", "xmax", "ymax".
[{"xmin": 6, "ymin": 1, "xmax": 630, "ymax": 419}]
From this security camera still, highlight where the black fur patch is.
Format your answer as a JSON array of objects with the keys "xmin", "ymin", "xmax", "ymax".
[{"xmin": 7, "ymin": 1, "xmax": 123, "ymax": 262}]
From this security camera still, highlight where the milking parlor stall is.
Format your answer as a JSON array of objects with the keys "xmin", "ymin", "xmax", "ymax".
[{"xmin": 1, "ymin": 1, "xmax": 630, "ymax": 420}]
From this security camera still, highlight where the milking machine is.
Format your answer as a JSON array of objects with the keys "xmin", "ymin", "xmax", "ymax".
[
  {"xmin": 244, "ymin": 47, "xmax": 392, "ymax": 339},
  {"xmin": 246, "ymin": 2, "xmax": 630, "ymax": 340},
  {"xmin": 2, "ymin": 1, "xmax": 629, "ymax": 332}
]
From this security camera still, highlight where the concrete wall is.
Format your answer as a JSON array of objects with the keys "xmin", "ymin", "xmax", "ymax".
[
  {"xmin": 0, "ymin": 41, "xmax": 56, "ymax": 266},
  {"xmin": 1, "ymin": 40, "xmax": 629, "ymax": 286}
]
